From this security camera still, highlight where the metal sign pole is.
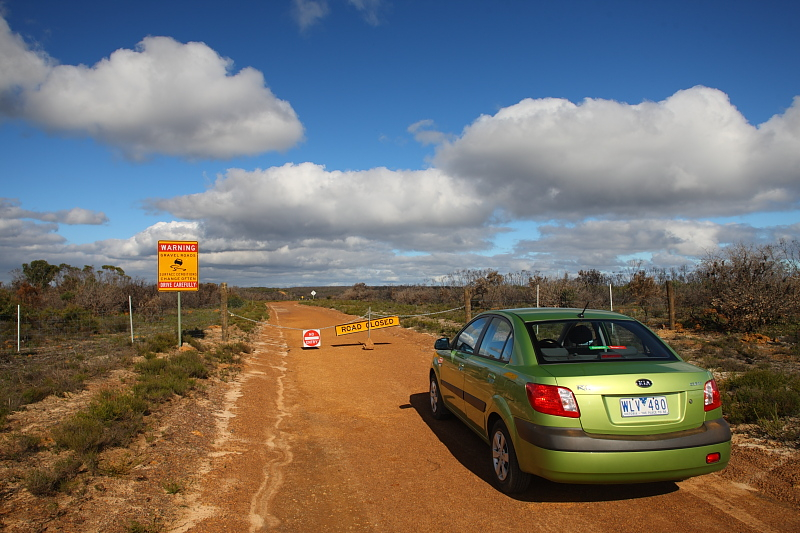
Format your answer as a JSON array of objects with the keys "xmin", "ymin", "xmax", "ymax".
[{"xmin": 178, "ymin": 291, "xmax": 182, "ymax": 347}]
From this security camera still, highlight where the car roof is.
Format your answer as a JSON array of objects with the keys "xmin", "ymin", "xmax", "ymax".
[{"xmin": 479, "ymin": 307, "xmax": 633, "ymax": 322}]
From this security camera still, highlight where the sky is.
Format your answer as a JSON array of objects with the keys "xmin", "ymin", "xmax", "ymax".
[{"xmin": 1, "ymin": 0, "xmax": 799, "ymax": 287}]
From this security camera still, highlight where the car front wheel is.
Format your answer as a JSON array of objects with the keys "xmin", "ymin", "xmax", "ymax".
[
  {"xmin": 491, "ymin": 420, "xmax": 531, "ymax": 493},
  {"xmin": 429, "ymin": 373, "xmax": 450, "ymax": 420}
]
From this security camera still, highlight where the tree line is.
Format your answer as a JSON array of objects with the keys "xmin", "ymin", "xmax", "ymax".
[
  {"xmin": 0, "ymin": 260, "xmax": 220, "ymax": 318},
  {"xmin": 2, "ymin": 239, "xmax": 799, "ymax": 334},
  {"xmin": 337, "ymin": 240, "xmax": 800, "ymax": 334}
]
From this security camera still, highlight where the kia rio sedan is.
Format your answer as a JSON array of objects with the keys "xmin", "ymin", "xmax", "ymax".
[{"xmin": 429, "ymin": 308, "xmax": 730, "ymax": 493}]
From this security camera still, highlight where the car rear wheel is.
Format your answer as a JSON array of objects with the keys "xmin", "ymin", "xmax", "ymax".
[
  {"xmin": 491, "ymin": 420, "xmax": 531, "ymax": 493},
  {"xmin": 429, "ymin": 373, "xmax": 450, "ymax": 420}
]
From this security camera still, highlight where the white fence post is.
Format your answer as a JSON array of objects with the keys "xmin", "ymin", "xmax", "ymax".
[
  {"xmin": 129, "ymin": 296, "xmax": 134, "ymax": 344},
  {"xmin": 609, "ymin": 283, "xmax": 613, "ymax": 311}
]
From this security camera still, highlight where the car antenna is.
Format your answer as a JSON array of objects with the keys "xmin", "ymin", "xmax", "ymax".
[{"xmin": 578, "ymin": 302, "xmax": 589, "ymax": 319}]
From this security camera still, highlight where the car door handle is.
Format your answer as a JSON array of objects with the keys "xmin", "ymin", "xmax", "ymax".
[
  {"xmin": 488, "ymin": 372, "xmax": 496, "ymax": 380},
  {"xmin": 458, "ymin": 363, "xmax": 465, "ymax": 372}
]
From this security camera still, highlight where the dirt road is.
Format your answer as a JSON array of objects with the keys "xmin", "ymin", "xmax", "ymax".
[{"xmin": 173, "ymin": 302, "xmax": 800, "ymax": 533}]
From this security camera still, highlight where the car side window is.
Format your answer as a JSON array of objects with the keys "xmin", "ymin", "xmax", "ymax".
[
  {"xmin": 477, "ymin": 317, "xmax": 513, "ymax": 362},
  {"xmin": 454, "ymin": 317, "xmax": 489, "ymax": 355}
]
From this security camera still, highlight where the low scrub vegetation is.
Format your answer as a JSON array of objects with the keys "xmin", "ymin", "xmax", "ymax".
[
  {"xmin": 1, "ymin": 321, "xmax": 252, "ymax": 503},
  {"xmin": 722, "ymin": 369, "xmax": 800, "ymax": 442},
  {"xmin": 40, "ymin": 338, "xmax": 250, "ymax": 490}
]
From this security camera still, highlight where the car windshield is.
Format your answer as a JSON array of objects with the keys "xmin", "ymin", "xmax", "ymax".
[{"xmin": 526, "ymin": 319, "xmax": 679, "ymax": 363}]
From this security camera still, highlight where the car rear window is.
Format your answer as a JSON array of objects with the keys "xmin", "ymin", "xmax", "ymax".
[{"xmin": 527, "ymin": 319, "xmax": 679, "ymax": 363}]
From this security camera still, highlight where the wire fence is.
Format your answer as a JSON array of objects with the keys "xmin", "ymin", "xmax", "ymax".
[{"xmin": 0, "ymin": 298, "xmax": 222, "ymax": 356}]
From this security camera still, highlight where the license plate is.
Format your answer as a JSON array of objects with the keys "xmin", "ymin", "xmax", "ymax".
[{"xmin": 620, "ymin": 396, "xmax": 669, "ymax": 417}]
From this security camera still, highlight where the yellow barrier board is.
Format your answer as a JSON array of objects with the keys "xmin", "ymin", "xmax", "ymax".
[{"xmin": 335, "ymin": 316, "xmax": 400, "ymax": 336}]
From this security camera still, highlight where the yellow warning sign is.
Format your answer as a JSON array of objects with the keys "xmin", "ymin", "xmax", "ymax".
[
  {"xmin": 157, "ymin": 240, "xmax": 199, "ymax": 291},
  {"xmin": 335, "ymin": 316, "xmax": 400, "ymax": 336}
]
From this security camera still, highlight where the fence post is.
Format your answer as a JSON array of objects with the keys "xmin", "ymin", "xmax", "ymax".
[
  {"xmin": 220, "ymin": 283, "xmax": 228, "ymax": 342},
  {"xmin": 17, "ymin": 304, "xmax": 20, "ymax": 353},
  {"xmin": 609, "ymin": 283, "xmax": 613, "ymax": 311},
  {"xmin": 667, "ymin": 281, "xmax": 676, "ymax": 330},
  {"xmin": 464, "ymin": 287, "xmax": 472, "ymax": 321},
  {"xmin": 129, "ymin": 296, "xmax": 134, "ymax": 344}
]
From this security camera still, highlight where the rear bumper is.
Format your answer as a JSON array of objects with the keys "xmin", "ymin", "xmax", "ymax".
[
  {"xmin": 515, "ymin": 417, "xmax": 730, "ymax": 452},
  {"xmin": 513, "ymin": 418, "xmax": 731, "ymax": 484}
]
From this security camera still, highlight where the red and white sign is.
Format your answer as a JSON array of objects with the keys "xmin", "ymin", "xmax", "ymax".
[{"xmin": 302, "ymin": 329, "xmax": 321, "ymax": 348}]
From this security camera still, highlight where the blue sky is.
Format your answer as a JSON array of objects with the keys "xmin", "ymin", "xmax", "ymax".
[{"xmin": 1, "ymin": 0, "xmax": 798, "ymax": 287}]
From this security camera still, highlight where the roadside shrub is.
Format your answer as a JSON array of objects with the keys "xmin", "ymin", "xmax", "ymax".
[
  {"xmin": 126, "ymin": 517, "xmax": 162, "ymax": 533},
  {"xmin": 52, "ymin": 390, "xmax": 148, "ymax": 456},
  {"xmin": 172, "ymin": 351, "xmax": 208, "ymax": 379},
  {"xmin": 137, "ymin": 333, "xmax": 178, "ymax": 356},
  {"xmin": 722, "ymin": 369, "xmax": 800, "ymax": 424},
  {"xmin": 0, "ymin": 433, "xmax": 41, "ymax": 460},
  {"xmin": 24, "ymin": 454, "xmax": 83, "ymax": 496},
  {"xmin": 133, "ymin": 351, "xmax": 207, "ymax": 402},
  {"xmin": 209, "ymin": 341, "xmax": 250, "ymax": 364}
]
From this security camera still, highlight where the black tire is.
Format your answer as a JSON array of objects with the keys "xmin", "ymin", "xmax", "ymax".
[
  {"xmin": 490, "ymin": 420, "xmax": 531, "ymax": 493},
  {"xmin": 429, "ymin": 373, "xmax": 450, "ymax": 420}
]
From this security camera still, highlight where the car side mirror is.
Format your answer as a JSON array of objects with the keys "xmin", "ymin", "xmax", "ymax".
[{"xmin": 434, "ymin": 337, "xmax": 451, "ymax": 350}]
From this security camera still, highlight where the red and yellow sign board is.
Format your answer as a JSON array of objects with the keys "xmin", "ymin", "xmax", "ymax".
[
  {"xmin": 157, "ymin": 240, "xmax": 199, "ymax": 291},
  {"xmin": 335, "ymin": 316, "xmax": 400, "ymax": 336}
]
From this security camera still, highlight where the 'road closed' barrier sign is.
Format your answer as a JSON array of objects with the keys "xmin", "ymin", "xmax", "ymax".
[{"xmin": 335, "ymin": 316, "xmax": 400, "ymax": 336}]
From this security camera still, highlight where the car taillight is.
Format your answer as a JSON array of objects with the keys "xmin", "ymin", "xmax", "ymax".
[
  {"xmin": 706, "ymin": 452, "xmax": 721, "ymax": 464},
  {"xmin": 526, "ymin": 383, "xmax": 580, "ymax": 418},
  {"xmin": 704, "ymin": 379, "xmax": 721, "ymax": 411}
]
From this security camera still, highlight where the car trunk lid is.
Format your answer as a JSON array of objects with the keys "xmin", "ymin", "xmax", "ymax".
[{"xmin": 547, "ymin": 361, "xmax": 712, "ymax": 435}]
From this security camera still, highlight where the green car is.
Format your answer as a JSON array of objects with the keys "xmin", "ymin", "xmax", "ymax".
[{"xmin": 429, "ymin": 308, "xmax": 730, "ymax": 493}]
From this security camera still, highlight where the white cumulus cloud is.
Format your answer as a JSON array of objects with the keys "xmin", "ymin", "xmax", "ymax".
[
  {"xmin": 147, "ymin": 162, "xmax": 498, "ymax": 252},
  {"xmin": 434, "ymin": 86, "xmax": 800, "ymax": 221},
  {"xmin": 0, "ymin": 17, "xmax": 304, "ymax": 160}
]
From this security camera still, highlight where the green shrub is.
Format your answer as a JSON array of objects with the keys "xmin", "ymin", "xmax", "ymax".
[
  {"xmin": 24, "ymin": 454, "xmax": 83, "ymax": 496},
  {"xmin": 0, "ymin": 433, "xmax": 41, "ymax": 460},
  {"xmin": 209, "ymin": 342, "xmax": 250, "ymax": 364},
  {"xmin": 126, "ymin": 518, "xmax": 163, "ymax": 533},
  {"xmin": 52, "ymin": 416, "xmax": 106, "ymax": 456},
  {"xmin": 137, "ymin": 333, "xmax": 178, "ymax": 356},
  {"xmin": 722, "ymin": 369, "xmax": 800, "ymax": 424},
  {"xmin": 134, "ymin": 373, "xmax": 193, "ymax": 402},
  {"xmin": 52, "ymin": 390, "xmax": 148, "ymax": 456},
  {"xmin": 132, "ymin": 351, "xmax": 207, "ymax": 402},
  {"xmin": 172, "ymin": 352, "xmax": 208, "ymax": 379},
  {"xmin": 135, "ymin": 356, "xmax": 170, "ymax": 375},
  {"xmin": 162, "ymin": 479, "xmax": 185, "ymax": 494}
]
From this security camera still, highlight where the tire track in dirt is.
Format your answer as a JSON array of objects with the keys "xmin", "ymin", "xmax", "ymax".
[
  {"xmin": 680, "ymin": 477, "xmax": 780, "ymax": 533},
  {"xmin": 248, "ymin": 305, "xmax": 293, "ymax": 531},
  {"xmin": 171, "ymin": 307, "xmax": 294, "ymax": 533}
]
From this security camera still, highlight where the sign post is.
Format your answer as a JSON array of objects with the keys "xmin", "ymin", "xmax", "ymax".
[{"xmin": 157, "ymin": 240, "xmax": 199, "ymax": 347}]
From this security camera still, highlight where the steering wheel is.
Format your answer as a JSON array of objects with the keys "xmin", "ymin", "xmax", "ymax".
[{"xmin": 538, "ymin": 339, "xmax": 560, "ymax": 348}]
